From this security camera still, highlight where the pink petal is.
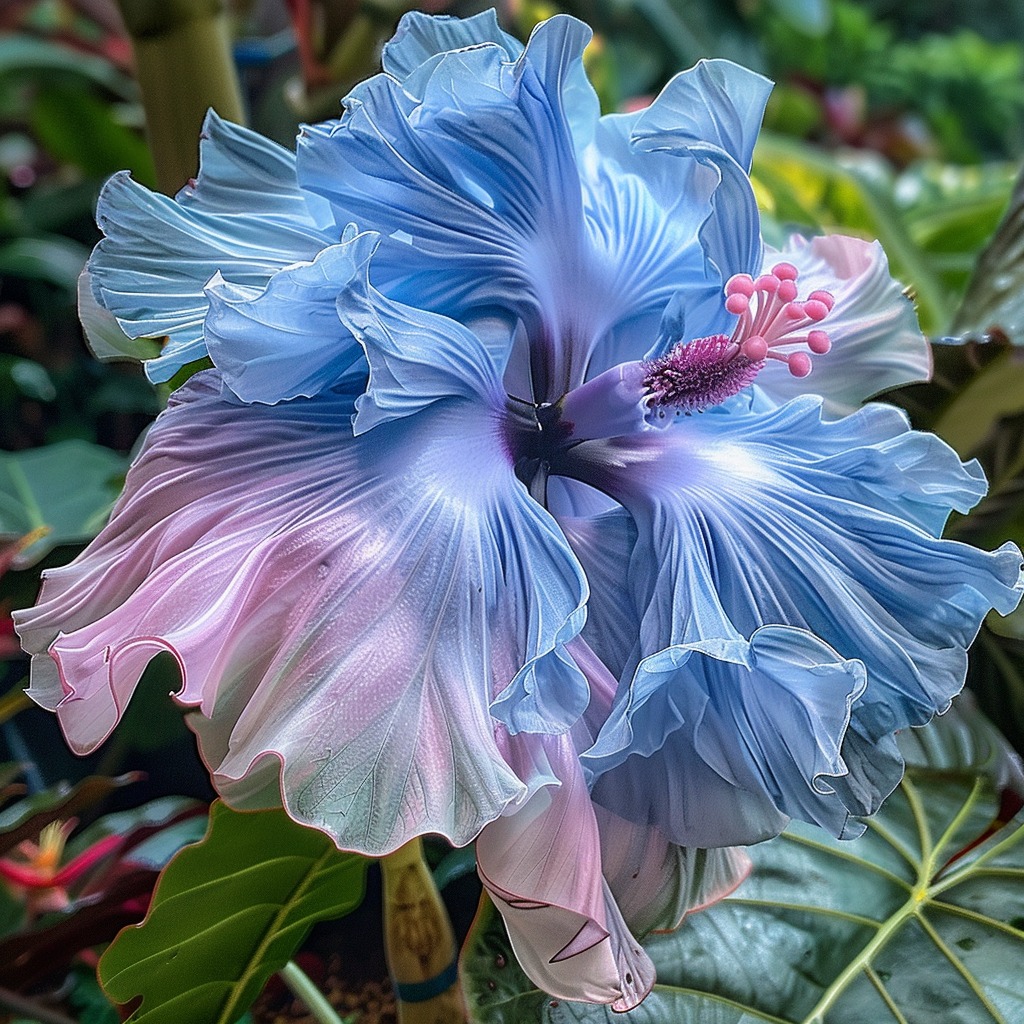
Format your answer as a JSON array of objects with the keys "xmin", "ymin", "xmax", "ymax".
[
  {"xmin": 15, "ymin": 372, "xmax": 587, "ymax": 855},
  {"xmin": 594, "ymin": 804, "xmax": 751, "ymax": 936},
  {"xmin": 755, "ymin": 234, "xmax": 930, "ymax": 416},
  {"xmin": 476, "ymin": 731, "xmax": 654, "ymax": 1010}
]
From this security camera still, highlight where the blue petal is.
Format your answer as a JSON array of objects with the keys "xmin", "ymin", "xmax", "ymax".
[
  {"xmin": 382, "ymin": 9, "xmax": 522, "ymax": 80},
  {"xmin": 556, "ymin": 506, "xmax": 640, "ymax": 683},
  {"xmin": 631, "ymin": 60, "xmax": 771, "ymax": 344},
  {"xmin": 585, "ymin": 627, "xmax": 868, "ymax": 845},
  {"xmin": 179, "ymin": 110, "xmax": 334, "ymax": 227},
  {"xmin": 563, "ymin": 396, "xmax": 1024, "ymax": 819},
  {"xmin": 16, "ymin": 372, "xmax": 589, "ymax": 852},
  {"xmin": 633, "ymin": 59, "xmax": 772, "ymax": 174},
  {"xmin": 298, "ymin": 19, "xmax": 659, "ymax": 399},
  {"xmin": 204, "ymin": 230, "xmax": 374, "ymax": 404},
  {"xmin": 579, "ymin": 114, "xmax": 714, "ymax": 376},
  {"xmin": 335, "ymin": 241, "xmax": 507, "ymax": 434},
  {"xmin": 519, "ymin": 13, "xmax": 600, "ymax": 151},
  {"xmin": 90, "ymin": 112, "xmax": 333, "ymax": 382}
]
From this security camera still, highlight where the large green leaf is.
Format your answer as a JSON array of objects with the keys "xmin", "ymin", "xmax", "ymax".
[
  {"xmin": 953, "ymin": 163, "xmax": 1024, "ymax": 346},
  {"xmin": 99, "ymin": 801, "xmax": 369, "ymax": 1024},
  {"xmin": 0, "ymin": 441, "xmax": 127, "ymax": 567},
  {"xmin": 463, "ymin": 705, "xmax": 1024, "ymax": 1023}
]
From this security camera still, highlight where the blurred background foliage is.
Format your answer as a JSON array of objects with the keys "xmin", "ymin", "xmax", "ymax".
[{"xmin": 0, "ymin": 0, "xmax": 1022, "ymax": 1022}]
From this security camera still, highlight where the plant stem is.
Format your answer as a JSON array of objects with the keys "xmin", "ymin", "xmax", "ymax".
[
  {"xmin": 114, "ymin": 0, "xmax": 246, "ymax": 195},
  {"xmin": 279, "ymin": 960, "xmax": 348, "ymax": 1024},
  {"xmin": 380, "ymin": 837, "xmax": 467, "ymax": 1023}
]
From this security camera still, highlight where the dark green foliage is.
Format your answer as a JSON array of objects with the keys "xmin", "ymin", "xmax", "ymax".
[
  {"xmin": 99, "ymin": 801, "xmax": 369, "ymax": 1024},
  {"xmin": 463, "ymin": 705, "xmax": 1024, "ymax": 1023}
]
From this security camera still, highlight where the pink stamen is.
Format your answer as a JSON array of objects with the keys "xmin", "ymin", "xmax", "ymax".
[
  {"xmin": 643, "ymin": 264, "xmax": 837, "ymax": 415},
  {"xmin": 808, "ymin": 330, "xmax": 832, "ymax": 355},
  {"xmin": 741, "ymin": 335, "xmax": 768, "ymax": 362},
  {"xmin": 726, "ymin": 264, "xmax": 835, "ymax": 379},
  {"xmin": 725, "ymin": 274, "xmax": 755, "ymax": 297},
  {"xmin": 778, "ymin": 279, "xmax": 798, "ymax": 303},
  {"xmin": 788, "ymin": 352, "xmax": 812, "ymax": 377}
]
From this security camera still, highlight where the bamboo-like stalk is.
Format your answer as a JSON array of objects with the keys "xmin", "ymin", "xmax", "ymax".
[
  {"xmin": 380, "ymin": 838, "xmax": 468, "ymax": 1024},
  {"xmin": 114, "ymin": 0, "xmax": 246, "ymax": 195}
]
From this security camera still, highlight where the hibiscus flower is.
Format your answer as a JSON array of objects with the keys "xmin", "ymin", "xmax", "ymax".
[{"xmin": 15, "ymin": 11, "xmax": 1023, "ymax": 1009}]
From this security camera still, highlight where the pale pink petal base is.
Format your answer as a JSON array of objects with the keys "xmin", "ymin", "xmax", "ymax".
[
  {"xmin": 754, "ymin": 234, "xmax": 930, "ymax": 416},
  {"xmin": 476, "ymin": 731, "xmax": 655, "ymax": 1011},
  {"xmin": 594, "ymin": 804, "xmax": 751, "ymax": 937},
  {"xmin": 15, "ymin": 372, "xmax": 588, "ymax": 856}
]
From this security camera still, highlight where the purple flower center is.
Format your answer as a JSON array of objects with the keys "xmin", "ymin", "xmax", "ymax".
[{"xmin": 642, "ymin": 335, "xmax": 761, "ymax": 415}]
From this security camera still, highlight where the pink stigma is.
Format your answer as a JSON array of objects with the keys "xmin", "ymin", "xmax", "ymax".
[{"xmin": 644, "ymin": 264, "xmax": 836, "ymax": 415}]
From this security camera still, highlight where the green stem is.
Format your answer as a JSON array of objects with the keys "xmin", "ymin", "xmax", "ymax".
[
  {"xmin": 114, "ymin": 0, "xmax": 246, "ymax": 195},
  {"xmin": 279, "ymin": 960, "xmax": 348, "ymax": 1024}
]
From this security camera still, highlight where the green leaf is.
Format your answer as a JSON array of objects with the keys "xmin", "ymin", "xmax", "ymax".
[
  {"xmin": 31, "ymin": 82, "xmax": 156, "ymax": 186},
  {"xmin": 0, "ymin": 441, "xmax": 127, "ymax": 567},
  {"xmin": 68, "ymin": 966, "xmax": 120, "ymax": 1024},
  {"xmin": 0, "ymin": 773, "xmax": 142, "ymax": 857},
  {"xmin": 0, "ymin": 35, "xmax": 137, "ymax": 98},
  {"xmin": 931, "ymin": 349, "xmax": 1024, "ymax": 457},
  {"xmin": 99, "ymin": 801, "xmax": 369, "ymax": 1024},
  {"xmin": 764, "ymin": 0, "xmax": 830, "ymax": 35},
  {"xmin": 968, "ymin": 630, "xmax": 1024, "ymax": 762},
  {"xmin": 67, "ymin": 796, "xmax": 207, "ymax": 869},
  {"xmin": 0, "ymin": 236, "xmax": 90, "ymax": 292},
  {"xmin": 463, "ymin": 705, "xmax": 1024, "ymax": 1023},
  {"xmin": 0, "ymin": 357, "xmax": 56, "ymax": 403},
  {"xmin": 953, "ymin": 164, "xmax": 1024, "ymax": 346},
  {"xmin": 987, "ymin": 606, "xmax": 1024, "ymax": 642}
]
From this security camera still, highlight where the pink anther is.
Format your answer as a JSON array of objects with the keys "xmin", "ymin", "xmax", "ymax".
[
  {"xmin": 741, "ymin": 336, "xmax": 768, "ymax": 361},
  {"xmin": 808, "ymin": 330, "xmax": 831, "ymax": 354},
  {"xmin": 788, "ymin": 352, "xmax": 812, "ymax": 377},
  {"xmin": 720, "ymin": 259, "xmax": 838, "ymax": 388},
  {"xmin": 726, "ymin": 274, "xmax": 755, "ymax": 297},
  {"xmin": 804, "ymin": 299, "xmax": 830, "ymax": 322}
]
